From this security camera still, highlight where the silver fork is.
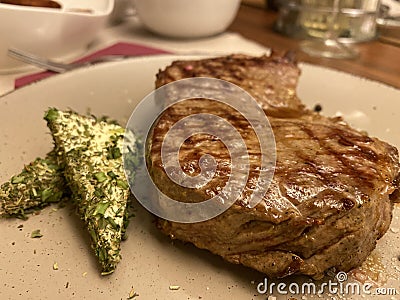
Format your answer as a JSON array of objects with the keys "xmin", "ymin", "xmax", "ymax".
[{"xmin": 8, "ymin": 48, "xmax": 130, "ymax": 73}]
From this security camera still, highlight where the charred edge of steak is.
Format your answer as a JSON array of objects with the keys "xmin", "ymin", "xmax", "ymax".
[
  {"xmin": 155, "ymin": 53, "xmax": 306, "ymax": 118},
  {"xmin": 390, "ymin": 173, "xmax": 400, "ymax": 202}
]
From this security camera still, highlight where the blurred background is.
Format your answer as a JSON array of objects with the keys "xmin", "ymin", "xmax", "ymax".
[{"xmin": 244, "ymin": 0, "xmax": 399, "ymax": 45}]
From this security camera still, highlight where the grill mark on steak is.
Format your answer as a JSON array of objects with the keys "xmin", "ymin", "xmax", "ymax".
[
  {"xmin": 150, "ymin": 54, "xmax": 400, "ymax": 279},
  {"xmin": 150, "ymin": 98, "xmax": 265, "ymax": 204}
]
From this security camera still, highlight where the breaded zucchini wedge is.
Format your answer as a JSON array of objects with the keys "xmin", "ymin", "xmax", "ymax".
[
  {"xmin": 0, "ymin": 150, "xmax": 66, "ymax": 219},
  {"xmin": 45, "ymin": 108, "xmax": 134, "ymax": 275}
]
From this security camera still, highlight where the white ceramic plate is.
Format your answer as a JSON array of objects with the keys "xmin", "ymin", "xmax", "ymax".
[{"xmin": 0, "ymin": 55, "xmax": 399, "ymax": 300}]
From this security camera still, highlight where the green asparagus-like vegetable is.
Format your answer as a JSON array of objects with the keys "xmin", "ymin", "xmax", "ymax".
[
  {"xmin": 0, "ymin": 150, "xmax": 67, "ymax": 220},
  {"xmin": 45, "ymin": 108, "xmax": 135, "ymax": 275}
]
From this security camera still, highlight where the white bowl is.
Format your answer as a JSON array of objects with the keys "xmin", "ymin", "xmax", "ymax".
[
  {"xmin": 134, "ymin": 0, "xmax": 241, "ymax": 39},
  {"xmin": 0, "ymin": 0, "xmax": 114, "ymax": 73}
]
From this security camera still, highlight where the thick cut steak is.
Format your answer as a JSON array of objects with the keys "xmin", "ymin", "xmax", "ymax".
[{"xmin": 148, "ymin": 54, "xmax": 400, "ymax": 279}]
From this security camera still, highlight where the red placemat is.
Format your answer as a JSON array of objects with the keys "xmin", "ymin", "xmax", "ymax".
[{"xmin": 15, "ymin": 42, "xmax": 171, "ymax": 88}]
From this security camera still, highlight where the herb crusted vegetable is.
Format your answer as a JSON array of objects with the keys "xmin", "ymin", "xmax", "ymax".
[
  {"xmin": 1, "ymin": 108, "xmax": 137, "ymax": 275},
  {"xmin": 45, "ymin": 108, "xmax": 135, "ymax": 275},
  {"xmin": 0, "ymin": 150, "xmax": 67, "ymax": 219}
]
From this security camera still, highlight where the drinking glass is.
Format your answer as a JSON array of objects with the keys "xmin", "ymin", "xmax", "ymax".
[{"xmin": 300, "ymin": 0, "xmax": 359, "ymax": 59}]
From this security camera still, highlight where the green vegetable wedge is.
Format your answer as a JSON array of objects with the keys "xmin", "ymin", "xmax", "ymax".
[
  {"xmin": 0, "ymin": 150, "xmax": 67, "ymax": 219},
  {"xmin": 45, "ymin": 108, "xmax": 135, "ymax": 275}
]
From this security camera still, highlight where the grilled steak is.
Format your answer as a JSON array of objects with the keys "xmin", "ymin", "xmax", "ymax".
[
  {"xmin": 148, "ymin": 54, "xmax": 400, "ymax": 279},
  {"xmin": 156, "ymin": 53, "xmax": 305, "ymax": 118}
]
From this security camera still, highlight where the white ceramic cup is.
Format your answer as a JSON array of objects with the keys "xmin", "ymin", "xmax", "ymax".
[{"xmin": 133, "ymin": 0, "xmax": 241, "ymax": 38}]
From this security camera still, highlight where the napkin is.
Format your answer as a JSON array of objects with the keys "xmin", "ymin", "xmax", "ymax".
[
  {"xmin": 14, "ymin": 42, "xmax": 170, "ymax": 88},
  {"xmin": 96, "ymin": 17, "xmax": 269, "ymax": 56}
]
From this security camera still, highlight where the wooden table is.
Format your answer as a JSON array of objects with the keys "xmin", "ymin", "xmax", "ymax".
[{"xmin": 229, "ymin": 5, "xmax": 400, "ymax": 89}]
